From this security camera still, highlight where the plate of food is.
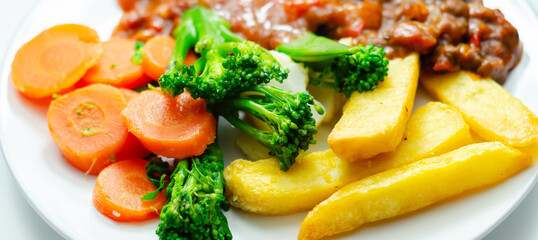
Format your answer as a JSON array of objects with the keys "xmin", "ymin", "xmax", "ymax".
[{"xmin": 1, "ymin": 0, "xmax": 538, "ymax": 239}]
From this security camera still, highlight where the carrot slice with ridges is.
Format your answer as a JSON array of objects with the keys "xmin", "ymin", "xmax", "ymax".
[
  {"xmin": 47, "ymin": 84, "xmax": 128, "ymax": 174},
  {"xmin": 141, "ymin": 35, "xmax": 197, "ymax": 80},
  {"xmin": 121, "ymin": 90, "xmax": 216, "ymax": 159},
  {"xmin": 81, "ymin": 36, "xmax": 151, "ymax": 89},
  {"xmin": 93, "ymin": 159, "xmax": 166, "ymax": 222},
  {"xmin": 11, "ymin": 24, "xmax": 103, "ymax": 98}
]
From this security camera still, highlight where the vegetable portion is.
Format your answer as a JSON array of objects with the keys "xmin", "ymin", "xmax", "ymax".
[
  {"xmin": 158, "ymin": 6, "xmax": 321, "ymax": 171},
  {"xmin": 121, "ymin": 90, "xmax": 216, "ymax": 159},
  {"xmin": 217, "ymin": 85, "xmax": 320, "ymax": 171},
  {"xmin": 118, "ymin": 87, "xmax": 140, "ymax": 102},
  {"xmin": 158, "ymin": 6, "xmax": 288, "ymax": 105},
  {"xmin": 81, "ymin": 36, "xmax": 151, "ymax": 89},
  {"xmin": 11, "ymin": 24, "xmax": 103, "ymax": 98},
  {"xmin": 115, "ymin": 133, "xmax": 150, "ymax": 161},
  {"xmin": 277, "ymin": 32, "xmax": 389, "ymax": 97},
  {"xmin": 421, "ymin": 71, "xmax": 538, "ymax": 147},
  {"xmin": 157, "ymin": 143, "xmax": 232, "ymax": 240},
  {"xmin": 328, "ymin": 54, "xmax": 419, "ymax": 161},
  {"xmin": 224, "ymin": 101, "xmax": 472, "ymax": 215},
  {"xmin": 142, "ymin": 35, "xmax": 198, "ymax": 80},
  {"xmin": 115, "ymin": 88, "xmax": 151, "ymax": 160},
  {"xmin": 299, "ymin": 142, "xmax": 532, "ymax": 240},
  {"xmin": 47, "ymin": 84, "xmax": 128, "ymax": 174},
  {"xmin": 93, "ymin": 159, "xmax": 166, "ymax": 222}
]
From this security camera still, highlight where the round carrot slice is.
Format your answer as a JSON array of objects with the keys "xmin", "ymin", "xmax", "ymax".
[
  {"xmin": 115, "ymin": 133, "xmax": 151, "ymax": 161},
  {"xmin": 118, "ymin": 88, "xmax": 140, "ymax": 102},
  {"xmin": 115, "ymin": 88, "xmax": 151, "ymax": 161},
  {"xmin": 122, "ymin": 90, "xmax": 216, "ymax": 159},
  {"xmin": 47, "ymin": 84, "xmax": 128, "ymax": 175},
  {"xmin": 141, "ymin": 35, "xmax": 175, "ymax": 80},
  {"xmin": 93, "ymin": 159, "xmax": 166, "ymax": 222},
  {"xmin": 81, "ymin": 36, "xmax": 151, "ymax": 89},
  {"xmin": 11, "ymin": 24, "xmax": 103, "ymax": 98},
  {"xmin": 141, "ymin": 35, "xmax": 198, "ymax": 80}
]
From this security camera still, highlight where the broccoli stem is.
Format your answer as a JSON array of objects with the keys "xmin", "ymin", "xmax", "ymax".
[
  {"xmin": 166, "ymin": 17, "xmax": 198, "ymax": 74},
  {"xmin": 224, "ymin": 98, "xmax": 288, "ymax": 128},
  {"xmin": 277, "ymin": 32, "xmax": 389, "ymax": 97},
  {"xmin": 276, "ymin": 32, "xmax": 357, "ymax": 62},
  {"xmin": 219, "ymin": 109, "xmax": 274, "ymax": 146}
]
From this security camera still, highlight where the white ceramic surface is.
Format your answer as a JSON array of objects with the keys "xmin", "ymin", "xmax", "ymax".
[{"xmin": 1, "ymin": 0, "xmax": 538, "ymax": 239}]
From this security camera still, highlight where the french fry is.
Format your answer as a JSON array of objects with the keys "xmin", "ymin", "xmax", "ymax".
[
  {"xmin": 224, "ymin": 102, "xmax": 472, "ymax": 215},
  {"xmin": 298, "ymin": 142, "xmax": 531, "ymax": 240},
  {"xmin": 328, "ymin": 53, "xmax": 420, "ymax": 161},
  {"xmin": 421, "ymin": 71, "xmax": 538, "ymax": 147}
]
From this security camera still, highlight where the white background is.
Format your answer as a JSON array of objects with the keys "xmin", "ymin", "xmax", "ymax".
[{"xmin": 1, "ymin": 0, "xmax": 538, "ymax": 239}]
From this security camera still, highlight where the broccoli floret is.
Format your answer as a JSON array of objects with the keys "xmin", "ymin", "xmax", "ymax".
[
  {"xmin": 276, "ymin": 32, "xmax": 389, "ymax": 97},
  {"xmin": 159, "ymin": 6, "xmax": 288, "ymax": 105},
  {"xmin": 216, "ymin": 85, "xmax": 322, "ymax": 171},
  {"xmin": 159, "ymin": 6, "xmax": 321, "ymax": 171},
  {"xmin": 156, "ymin": 143, "xmax": 232, "ymax": 240}
]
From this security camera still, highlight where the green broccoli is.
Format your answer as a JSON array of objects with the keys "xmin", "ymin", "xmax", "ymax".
[
  {"xmin": 156, "ymin": 143, "xmax": 232, "ymax": 240},
  {"xmin": 216, "ymin": 84, "xmax": 321, "ymax": 171},
  {"xmin": 158, "ymin": 6, "xmax": 288, "ymax": 105},
  {"xmin": 276, "ymin": 32, "xmax": 389, "ymax": 97},
  {"xmin": 159, "ymin": 6, "xmax": 322, "ymax": 171}
]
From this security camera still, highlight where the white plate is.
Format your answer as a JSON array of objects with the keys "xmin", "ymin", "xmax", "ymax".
[{"xmin": 1, "ymin": 0, "xmax": 538, "ymax": 239}]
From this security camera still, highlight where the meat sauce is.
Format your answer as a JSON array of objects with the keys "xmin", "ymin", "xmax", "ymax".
[{"xmin": 114, "ymin": 0, "xmax": 522, "ymax": 83}]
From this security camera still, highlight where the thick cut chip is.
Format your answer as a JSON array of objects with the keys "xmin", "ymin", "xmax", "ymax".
[
  {"xmin": 421, "ymin": 71, "xmax": 538, "ymax": 147},
  {"xmin": 328, "ymin": 53, "xmax": 420, "ymax": 161},
  {"xmin": 224, "ymin": 102, "xmax": 472, "ymax": 215},
  {"xmin": 298, "ymin": 142, "xmax": 531, "ymax": 240}
]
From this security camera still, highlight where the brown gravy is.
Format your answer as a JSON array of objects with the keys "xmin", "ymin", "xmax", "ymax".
[{"xmin": 114, "ymin": 0, "xmax": 521, "ymax": 83}]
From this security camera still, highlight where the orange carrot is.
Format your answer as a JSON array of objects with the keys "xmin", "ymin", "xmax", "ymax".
[
  {"xmin": 116, "ymin": 88, "xmax": 151, "ymax": 160},
  {"xmin": 141, "ymin": 35, "xmax": 197, "ymax": 80},
  {"xmin": 93, "ymin": 159, "xmax": 166, "ymax": 222},
  {"xmin": 122, "ymin": 90, "xmax": 216, "ymax": 159},
  {"xmin": 115, "ymin": 133, "xmax": 151, "ymax": 161},
  {"xmin": 11, "ymin": 24, "xmax": 103, "ymax": 98},
  {"xmin": 81, "ymin": 36, "xmax": 151, "ymax": 89},
  {"xmin": 118, "ymin": 87, "xmax": 140, "ymax": 102},
  {"xmin": 117, "ymin": 87, "xmax": 151, "ymax": 160},
  {"xmin": 47, "ymin": 84, "xmax": 128, "ymax": 175}
]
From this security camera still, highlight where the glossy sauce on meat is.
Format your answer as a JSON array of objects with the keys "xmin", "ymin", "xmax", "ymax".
[{"xmin": 114, "ymin": 0, "xmax": 521, "ymax": 83}]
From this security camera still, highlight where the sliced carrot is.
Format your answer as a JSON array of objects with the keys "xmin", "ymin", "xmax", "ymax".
[
  {"xmin": 115, "ymin": 88, "xmax": 151, "ymax": 160},
  {"xmin": 115, "ymin": 133, "xmax": 151, "ymax": 161},
  {"xmin": 47, "ymin": 84, "xmax": 128, "ymax": 175},
  {"xmin": 122, "ymin": 90, "xmax": 216, "ymax": 159},
  {"xmin": 81, "ymin": 36, "xmax": 151, "ymax": 89},
  {"xmin": 11, "ymin": 24, "xmax": 103, "ymax": 98},
  {"xmin": 93, "ymin": 159, "xmax": 166, "ymax": 222},
  {"xmin": 118, "ymin": 87, "xmax": 140, "ymax": 102},
  {"xmin": 141, "ymin": 35, "xmax": 197, "ymax": 80}
]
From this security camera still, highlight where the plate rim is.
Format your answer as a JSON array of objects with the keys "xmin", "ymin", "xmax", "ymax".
[
  {"xmin": 0, "ymin": 0, "xmax": 537, "ymax": 239},
  {"xmin": 0, "ymin": 0, "xmax": 73, "ymax": 238}
]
